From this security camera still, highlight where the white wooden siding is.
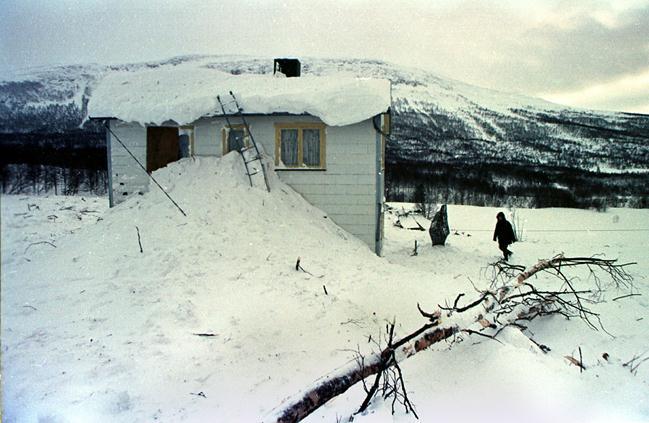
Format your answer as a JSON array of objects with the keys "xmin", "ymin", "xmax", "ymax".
[
  {"xmin": 108, "ymin": 120, "xmax": 148, "ymax": 204},
  {"xmin": 109, "ymin": 115, "xmax": 381, "ymax": 252}
]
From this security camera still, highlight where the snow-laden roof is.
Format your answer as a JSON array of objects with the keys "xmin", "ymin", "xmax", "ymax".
[{"xmin": 87, "ymin": 63, "xmax": 391, "ymax": 127}]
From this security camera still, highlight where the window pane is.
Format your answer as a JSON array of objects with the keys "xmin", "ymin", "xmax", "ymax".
[
  {"xmin": 281, "ymin": 129, "xmax": 298, "ymax": 166},
  {"xmin": 178, "ymin": 134, "xmax": 190, "ymax": 158},
  {"xmin": 303, "ymin": 129, "xmax": 320, "ymax": 166},
  {"xmin": 227, "ymin": 129, "xmax": 245, "ymax": 152}
]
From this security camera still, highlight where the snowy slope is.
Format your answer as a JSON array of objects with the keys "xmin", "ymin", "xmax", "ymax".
[{"xmin": 2, "ymin": 156, "xmax": 648, "ymax": 422}]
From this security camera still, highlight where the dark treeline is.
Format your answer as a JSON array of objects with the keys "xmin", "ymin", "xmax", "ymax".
[
  {"xmin": 0, "ymin": 131, "xmax": 105, "ymax": 167},
  {"xmin": 0, "ymin": 131, "xmax": 106, "ymax": 195},
  {"xmin": 386, "ymin": 161, "xmax": 649, "ymax": 209},
  {"xmin": 1, "ymin": 163, "xmax": 107, "ymax": 195},
  {"xmin": 1, "ymin": 145, "xmax": 106, "ymax": 169},
  {"xmin": 2, "ymin": 130, "xmax": 648, "ymax": 210}
]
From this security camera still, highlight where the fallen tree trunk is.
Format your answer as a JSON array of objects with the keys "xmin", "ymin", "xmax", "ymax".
[
  {"xmin": 515, "ymin": 257, "xmax": 554, "ymax": 285},
  {"xmin": 267, "ymin": 255, "xmax": 634, "ymax": 422},
  {"xmin": 267, "ymin": 325, "xmax": 458, "ymax": 423}
]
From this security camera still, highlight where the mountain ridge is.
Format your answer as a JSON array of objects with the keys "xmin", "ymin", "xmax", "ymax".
[{"xmin": 1, "ymin": 55, "xmax": 648, "ymax": 206}]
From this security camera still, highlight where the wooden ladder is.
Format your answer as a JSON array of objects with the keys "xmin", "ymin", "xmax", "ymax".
[{"xmin": 216, "ymin": 92, "xmax": 271, "ymax": 192}]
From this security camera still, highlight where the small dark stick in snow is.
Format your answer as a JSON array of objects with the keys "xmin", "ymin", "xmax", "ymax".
[
  {"xmin": 411, "ymin": 218, "xmax": 425, "ymax": 231},
  {"xmin": 295, "ymin": 257, "xmax": 323, "ymax": 277},
  {"xmin": 411, "ymin": 240, "xmax": 418, "ymax": 256},
  {"xmin": 612, "ymin": 293, "xmax": 641, "ymax": 301},
  {"xmin": 135, "ymin": 226, "xmax": 143, "ymax": 253},
  {"xmin": 527, "ymin": 336, "xmax": 551, "ymax": 353},
  {"xmin": 565, "ymin": 354, "xmax": 585, "ymax": 371},
  {"xmin": 323, "ymin": 285, "xmax": 328, "ymax": 295},
  {"xmin": 24, "ymin": 241, "xmax": 56, "ymax": 254},
  {"xmin": 623, "ymin": 353, "xmax": 649, "ymax": 374}
]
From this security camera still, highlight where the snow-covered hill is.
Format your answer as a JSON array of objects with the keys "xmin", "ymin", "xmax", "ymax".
[
  {"xmin": 2, "ymin": 55, "xmax": 649, "ymax": 205},
  {"xmin": 2, "ymin": 155, "xmax": 648, "ymax": 422},
  {"xmin": 2, "ymin": 55, "xmax": 648, "ymax": 169}
]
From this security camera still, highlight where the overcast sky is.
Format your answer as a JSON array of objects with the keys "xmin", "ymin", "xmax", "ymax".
[{"xmin": 1, "ymin": 0, "xmax": 648, "ymax": 113}]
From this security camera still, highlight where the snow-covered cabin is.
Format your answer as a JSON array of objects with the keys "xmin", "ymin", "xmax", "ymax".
[{"xmin": 88, "ymin": 60, "xmax": 391, "ymax": 254}]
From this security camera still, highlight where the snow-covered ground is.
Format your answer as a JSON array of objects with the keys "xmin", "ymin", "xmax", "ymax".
[{"xmin": 2, "ymin": 155, "xmax": 648, "ymax": 422}]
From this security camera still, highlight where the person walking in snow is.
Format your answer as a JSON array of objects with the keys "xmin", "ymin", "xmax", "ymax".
[{"xmin": 493, "ymin": 211, "xmax": 516, "ymax": 261}]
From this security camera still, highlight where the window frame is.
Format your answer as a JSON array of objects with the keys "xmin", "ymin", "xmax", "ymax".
[
  {"xmin": 221, "ymin": 124, "xmax": 250, "ymax": 155},
  {"xmin": 274, "ymin": 122, "xmax": 326, "ymax": 170}
]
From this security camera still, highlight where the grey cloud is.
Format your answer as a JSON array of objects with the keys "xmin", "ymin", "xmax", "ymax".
[
  {"xmin": 487, "ymin": 6, "xmax": 649, "ymax": 93},
  {"xmin": 1, "ymin": 0, "xmax": 647, "ymax": 113},
  {"xmin": 586, "ymin": 92, "xmax": 649, "ymax": 113}
]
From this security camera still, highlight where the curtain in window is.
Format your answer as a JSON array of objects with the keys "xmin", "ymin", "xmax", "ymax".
[
  {"xmin": 281, "ymin": 129, "xmax": 298, "ymax": 166},
  {"xmin": 303, "ymin": 129, "xmax": 320, "ymax": 166},
  {"xmin": 228, "ymin": 129, "xmax": 245, "ymax": 152}
]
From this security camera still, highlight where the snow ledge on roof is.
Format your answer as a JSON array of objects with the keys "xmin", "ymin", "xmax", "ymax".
[{"xmin": 86, "ymin": 63, "xmax": 391, "ymax": 127}]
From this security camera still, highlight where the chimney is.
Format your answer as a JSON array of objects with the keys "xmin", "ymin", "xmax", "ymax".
[{"xmin": 273, "ymin": 58, "xmax": 301, "ymax": 77}]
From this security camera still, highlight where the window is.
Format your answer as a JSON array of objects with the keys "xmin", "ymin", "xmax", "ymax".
[
  {"xmin": 274, "ymin": 123, "xmax": 326, "ymax": 169},
  {"xmin": 222, "ymin": 124, "xmax": 250, "ymax": 155}
]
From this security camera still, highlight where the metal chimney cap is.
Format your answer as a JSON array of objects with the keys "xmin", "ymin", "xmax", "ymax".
[{"xmin": 273, "ymin": 58, "xmax": 301, "ymax": 77}]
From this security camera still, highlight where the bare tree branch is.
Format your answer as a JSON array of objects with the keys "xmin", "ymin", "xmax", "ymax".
[{"xmin": 268, "ymin": 255, "xmax": 635, "ymax": 423}]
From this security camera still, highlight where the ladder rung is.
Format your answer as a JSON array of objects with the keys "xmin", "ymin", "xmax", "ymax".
[
  {"xmin": 217, "ymin": 97, "xmax": 237, "ymax": 106},
  {"xmin": 229, "ymin": 90, "xmax": 271, "ymax": 192}
]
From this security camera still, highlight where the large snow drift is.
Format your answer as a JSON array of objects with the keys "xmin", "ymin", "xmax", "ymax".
[
  {"xmin": 87, "ymin": 62, "xmax": 391, "ymax": 127},
  {"xmin": 2, "ymin": 155, "xmax": 649, "ymax": 422}
]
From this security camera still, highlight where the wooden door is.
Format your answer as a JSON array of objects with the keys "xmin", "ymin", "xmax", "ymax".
[{"xmin": 147, "ymin": 127, "xmax": 179, "ymax": 173}]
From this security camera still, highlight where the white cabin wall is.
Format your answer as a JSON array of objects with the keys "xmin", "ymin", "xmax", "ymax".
[
  {"xmin": 278, "ymin": 120, "xmax": 378, "ymax": 250},
  {"xmin": 193, "ymin": 118, "xmax": 222, "ymax": 156},
  {"xmin": 192, "ymin": 115, "xmax": 323, "ymax": 157},
  {"xmin": 108, "ymin": 120, "xmax": 148, "ymax": 205},
  {"xmin": 193, "ymin": 115, "xmax": 378, "ymax": 250},
  {"xmin": 109, "ymin": 115, "xmax": 381, "ymax": 252}
]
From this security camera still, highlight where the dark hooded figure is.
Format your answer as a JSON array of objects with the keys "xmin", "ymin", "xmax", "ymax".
[{"xmin": 493, "ymin": 211, "xmax": 516, "ymax": 260}]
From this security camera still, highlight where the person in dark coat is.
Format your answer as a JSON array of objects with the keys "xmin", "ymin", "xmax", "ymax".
[{"xmin": 493, "ymin": 211, "xmax": 516, "ymax": 260}]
